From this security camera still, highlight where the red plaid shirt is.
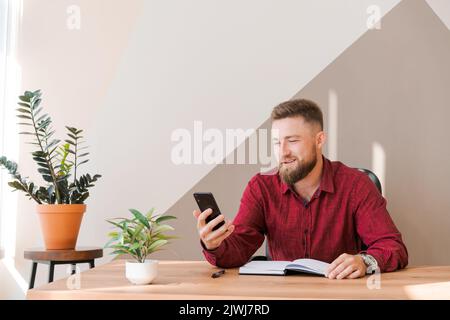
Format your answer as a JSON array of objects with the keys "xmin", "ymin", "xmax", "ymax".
[{"xmin": 202, "ymin": 156, "xmax": 408, "ymax": 272}]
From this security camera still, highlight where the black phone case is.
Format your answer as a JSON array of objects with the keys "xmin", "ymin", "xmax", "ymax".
[{"xmin": 193, "ymin": 192, "xmax": 226, "ymax": 231}]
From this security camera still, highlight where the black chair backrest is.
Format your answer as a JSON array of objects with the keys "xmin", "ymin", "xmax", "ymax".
[
  {"xmin": 252, "ymin": 168, "xmax": 382, "ymax": 261},
  {"xmin": 355, "ymin": 168, "xmax": 382, "ymax": 194}
]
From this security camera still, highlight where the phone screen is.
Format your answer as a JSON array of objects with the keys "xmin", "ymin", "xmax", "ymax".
[{"xmin": 193, "ymin": 192, "xmax": 226, "ymax": 231}]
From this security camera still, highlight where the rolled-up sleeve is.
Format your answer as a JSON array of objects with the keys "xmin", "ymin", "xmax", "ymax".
[{"xmin": 353, "ymin": 174, "xmax": 409, "ymax": 272}]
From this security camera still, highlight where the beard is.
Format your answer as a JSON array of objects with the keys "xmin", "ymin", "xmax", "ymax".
[{"xmin": 279, "ymin": 152, "xmax": 318, "ymax": 185}]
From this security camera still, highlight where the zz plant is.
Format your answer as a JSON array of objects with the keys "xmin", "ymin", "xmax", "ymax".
[{"xmin": 0, "ymin": 90, "xmax": 101, "ymax": 204}]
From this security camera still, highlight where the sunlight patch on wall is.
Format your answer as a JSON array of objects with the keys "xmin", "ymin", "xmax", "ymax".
[
  {"xmin": 327, "ymin": 89, "xmax": 338, "ymax": 161},
  {"xmin": 371, "ymin": 141, "xmax": 386, "ymax": 194}
]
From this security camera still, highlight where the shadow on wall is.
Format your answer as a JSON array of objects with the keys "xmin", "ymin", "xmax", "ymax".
[{"xmin": 162, "ymin": 0, "xmax": 450, "ymax": 266}]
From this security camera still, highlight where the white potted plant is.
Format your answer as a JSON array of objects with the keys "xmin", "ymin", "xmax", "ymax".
[{"xmin": 105, "ymin": 208, "xmax": 177, "ymax": 285}]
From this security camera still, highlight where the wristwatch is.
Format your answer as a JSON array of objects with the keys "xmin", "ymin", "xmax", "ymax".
[{"xmin": 357, "ymin": 254, "xmax": 379, "ymax": 274}]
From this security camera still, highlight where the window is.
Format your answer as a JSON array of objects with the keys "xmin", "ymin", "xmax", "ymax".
[
  {"xmin": 0, "ymin": 0, "xmax": 22, "ymax": 255},
  {"xmin": 0, "ymin": 0, "xmax": 9, "ymax": 249}
]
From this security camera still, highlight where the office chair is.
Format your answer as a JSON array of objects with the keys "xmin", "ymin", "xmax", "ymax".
[{"xmin": 250, "ymin": 168, "xmax": 382, "ymax": 261}]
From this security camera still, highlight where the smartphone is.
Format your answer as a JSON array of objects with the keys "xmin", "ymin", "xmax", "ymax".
[{"xmin": 193, "ymin": 192, "xmax": 226, "ymax": 231}]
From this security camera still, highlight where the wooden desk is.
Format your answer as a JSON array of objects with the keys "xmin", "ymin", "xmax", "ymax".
[{"xmin": 26, "ymin": 260, "xmax": 450, "ymax": 300}]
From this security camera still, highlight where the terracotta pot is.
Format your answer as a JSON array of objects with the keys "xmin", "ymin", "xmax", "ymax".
[{"xmin": 36, "ymin": 204, "xmax": 86, "ymax": 250}]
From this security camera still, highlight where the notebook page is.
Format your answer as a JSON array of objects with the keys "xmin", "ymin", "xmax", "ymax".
[
  {"xmin": 289, "ymin": 258, "xmax": 330, "ymax": 275},
  {"xmin": 241, "ymin": 261, "xmax": 291, "ymax": 271}
]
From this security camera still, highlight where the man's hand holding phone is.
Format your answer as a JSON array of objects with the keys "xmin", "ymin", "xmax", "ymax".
[{"xmin": 193, "ymin": 208, "xmax": 235, "ymax": 251}]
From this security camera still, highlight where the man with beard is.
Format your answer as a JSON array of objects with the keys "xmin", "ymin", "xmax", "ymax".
[{"xmin": 193, "ymin": 99, "xmax": 408, "ymax": 279}]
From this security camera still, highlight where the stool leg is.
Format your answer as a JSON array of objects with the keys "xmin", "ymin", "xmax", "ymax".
[
  {"xmin": 71, "ymin": 264, "xmax": 76, "ymax": 275},
  {"xmin": 48, "ymin": 261, "xmax": 55, "ymax": 283},
  {"xmin": 29, "ymin": 262, "xmax": 38, "ymax": 289},
  {"xmin": 89, "ymin": 260, "xmax": 95, "ymax": 269}
]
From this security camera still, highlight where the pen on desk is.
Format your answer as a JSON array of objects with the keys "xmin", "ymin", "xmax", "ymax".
[{"xmin": 211, "ymin": 269, "xmax": 225, "ymax": 278}]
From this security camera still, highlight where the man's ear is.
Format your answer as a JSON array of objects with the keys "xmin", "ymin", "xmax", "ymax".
[{"xmin": 316, "ymin": 131, "xmax": 326, "ymax": 149}]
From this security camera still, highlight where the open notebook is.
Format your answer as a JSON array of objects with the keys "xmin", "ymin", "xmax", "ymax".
[{"xmin": 239, "ymin": 259, "xmax": 330, "ymax": 277}]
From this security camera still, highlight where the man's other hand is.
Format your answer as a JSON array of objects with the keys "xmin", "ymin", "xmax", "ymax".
[{"xmin": 326, "ymin": 253, "xmax": 367, "ymax": 279}]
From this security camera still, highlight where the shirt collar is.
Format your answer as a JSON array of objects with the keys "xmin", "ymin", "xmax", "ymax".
[{"xmin": 280, "ymin": 155, "xmax": 335, "ymax": 195}]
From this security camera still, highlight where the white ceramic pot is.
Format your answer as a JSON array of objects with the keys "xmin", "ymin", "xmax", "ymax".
[{"xmin": 125, "ymin": 260, "xmax": 158, "ymax": 285}]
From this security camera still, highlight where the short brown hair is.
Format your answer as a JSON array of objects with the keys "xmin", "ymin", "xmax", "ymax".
[{"xmin": 271, "ymin": 98, "xmax": 323, "ymax": 130}]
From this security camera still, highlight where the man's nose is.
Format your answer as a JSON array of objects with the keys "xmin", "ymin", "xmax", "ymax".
[{"xmin": 280, "ymin": 141, "xmax": 290, "ymax": 158}]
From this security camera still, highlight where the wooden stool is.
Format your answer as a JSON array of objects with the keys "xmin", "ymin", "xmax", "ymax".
[{"xmin": 24, "ymin": 247, "xmax": 103, "ymax": 289}]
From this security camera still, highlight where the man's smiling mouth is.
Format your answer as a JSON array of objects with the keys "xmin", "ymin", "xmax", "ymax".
[{"xmin": 282, "ymin": 159, "xmax": 297, "ymax": 165}]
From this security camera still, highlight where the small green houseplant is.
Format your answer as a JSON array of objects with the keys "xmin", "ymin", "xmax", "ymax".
[
  {"xmin": 105, "ymin": 208, "xmax": 177, "ymax": 285},
  {"xmin": 0, "ymin": 90, "xmax": 101, "ymax": 249}
]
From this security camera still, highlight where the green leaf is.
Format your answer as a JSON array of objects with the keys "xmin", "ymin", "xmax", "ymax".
[
  {"xmin": 48, "ymin": 146, "xmax": 59, "ymax": 157},
  {"xmin": 153, "ymin": 224, "xmax": 175, "ymax": 234},
  {"xmin": 148, "ymin": 239, "xmax": 168, "ymax": 252},
  {"xmin": 46, "ymin": 130, "xmax": 55, "ymax": 139},
  {"xmin": 19, "ymin": 95, "xmax": 30, "ymax": 102},
  {"xmin": 45, "ymin": 139, "xmax": 61, "ymax": 152},
  {"xmin": 8, "ymin": 181, "xmax": 26, "ymax": 192},
  {"xmin": 65, "ymin": 139, "xmax": 76, "ymax": 146},
  {"xmin": 78, "ymin": 159, "xmax": 89, "ymax": 166},
  {"xmin": 36, "ymin": 113, "xmax": 49, "ymax": 123},
  {"xmin": 129, "ymin": 209, "xmax": 150, "ymax": 229},
  {"xmin": 36, "ymin": 162, "xmax": 48, "ymax": 168},
  {"xmin": 42, "ymin": 175, "xmax": 54, "ymax": 183},
  {"xmin": 16, "ymin": 115, "xmax": 32, "ymax": 120},
  {"xmin": 155, "ymin": 215, "xmax": 177, "ymax": 224},
  {"xmin": 106, "ymin": 220, "xmax": 126, "ymax": 230},
  {"xmin": 111, "ymin": 250, "xmax": 128, "ymax": 255},
  {"xmin": 24, "ymin": 90, "xmax": 34, "ymax": 98},
  {"xmin": 32, "ymin": 98, "xmax": 42, "ymax": 109},
  {"xmin": 132, "ymin": 224, "xmax": 144, "ymax": 239},
  {"xmin": 156, "ymin": 235, "xmax": 179, "ymax": 240},
  {"xmin": 77, "ymin": 192, "xmax": 89, "ymax": 203},
  {"xmin": 37, "ymin": 168, "xmax": 51, "ymax": 175},
  {"xmin": 33, "ymin": 157, "xmax": 47, "ymax": 163},
  {"xmin": 108, "ymin": 231, "xmax": 119, "ymax": 238},
  {"xmin": 130, "ymin": 243, "xmax": 140, "ymax": 251},
  {"xmin": 17, "ymin": 102, "xmax": 30, "ymax": 108},
  {"xmin": 34, "ymin": 106, "xmax": 43, "ymax": 117},
  {"xmin": 65, "ymin": 126, "xmax": 77, "ymax": 134},
  {"xmin": 16, "ymin": 108, "xmax": 31, "ymax": 114},
  {"xmin": 37, "ymin": 123, "xmax": 51, "ymax": 132}
]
